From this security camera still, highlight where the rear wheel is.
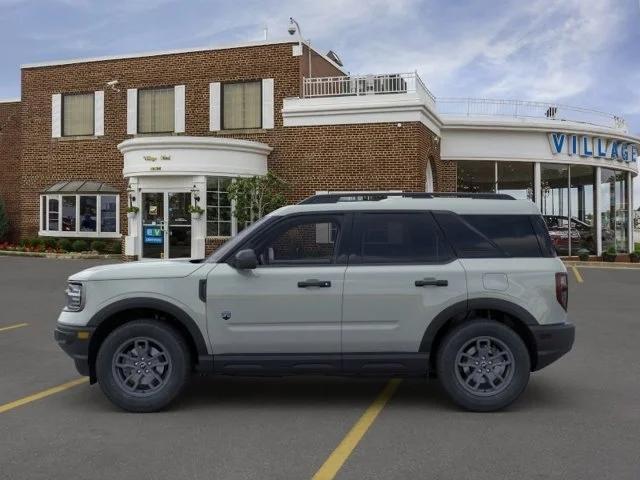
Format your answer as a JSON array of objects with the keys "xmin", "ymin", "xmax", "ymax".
[
  {"xmin": 436, "ymin": 320, "xmax": 530, "ymax": 412},
  {"xmin": 96, "ymin": 320, "xmax": 190, "ymax": 412}
]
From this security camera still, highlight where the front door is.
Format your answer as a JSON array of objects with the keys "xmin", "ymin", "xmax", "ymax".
[
  {"xmin": 141, "ymin": 192, "xmax": 192, "ymax": 259},
  {"xmin": 206, "ymin": 214, "xmax": 348, "ymax": 357}
]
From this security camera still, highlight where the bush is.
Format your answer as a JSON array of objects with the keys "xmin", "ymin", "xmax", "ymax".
[
  {"xmin": 0, "ymin": 197, "xmax": 9, "ymax": 241},
  {"xmin": 90, "ymin": 240, "xmax": 107, "ymax": 253},
  {"xmin": 18, "ymin": 238, "xmax": 31, "ymax": 248},
  {"xmin": 71, "ymin": 239, "xmax": 89, "ymax": 252},
  {"xmin": 58, "ymin": 239, "xmax": 73, "ymax": 252},
  {"xmin": 576, "ymin": 248, "xmax": 590, "ymax": 261},
  {"xmin": 109, "ymin": 240, "xmax": 122, "ymax": 254},
  {"xmin": 42, "ymin": 237, "xmax": 58, "ymax": 250},
  {"xmin": 30, "ymin": 237, "xmax": 44, "ymax": 249}
]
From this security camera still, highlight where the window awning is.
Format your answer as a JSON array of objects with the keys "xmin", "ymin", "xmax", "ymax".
[{"xmin": 42, "ymin": 180, "xmax": 119, "ymax": 194}]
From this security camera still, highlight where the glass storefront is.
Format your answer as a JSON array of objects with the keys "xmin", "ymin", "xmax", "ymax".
[
  {"xmin": 456, "ymin": 160, "xmax": 632, "ymax": 256},
  {"xmin": 601, "ymin": 168, "xmax": 629, "ymax": 253}
]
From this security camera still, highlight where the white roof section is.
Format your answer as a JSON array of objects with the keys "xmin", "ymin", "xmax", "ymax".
[
  {"xmin": 274, "ymin": 197, "xmax": 540, "ymax": 216},
  {"xmin": 20, "ymin": 38, "xmax": 346, "ymax": 73},
  {"xmin": 0, "ymin": 97, "xmax": 20, "ymax": 103}
]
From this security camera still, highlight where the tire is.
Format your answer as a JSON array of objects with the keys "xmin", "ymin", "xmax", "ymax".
[
  {"xmin": 436, "ymin": 320, "xmax": 530, "ymax": 412},
  {"xmin": 96, "ymin": 320, "xmax": 191, "ymax": 412}
]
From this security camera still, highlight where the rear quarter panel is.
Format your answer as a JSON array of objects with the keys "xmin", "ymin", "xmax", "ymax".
[{"xmin": 460, "ymin": 258, "xmax": 568, "ymax": 325}]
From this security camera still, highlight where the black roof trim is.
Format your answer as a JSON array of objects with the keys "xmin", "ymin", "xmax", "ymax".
[{"xmin": 298, "ymin": 192, "xmax": 515, "ymax": 204}]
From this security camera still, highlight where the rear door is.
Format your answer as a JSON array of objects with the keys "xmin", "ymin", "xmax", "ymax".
[{"xmin": 341, "ymin": 212, "xmax": 467, "ymax": 365}]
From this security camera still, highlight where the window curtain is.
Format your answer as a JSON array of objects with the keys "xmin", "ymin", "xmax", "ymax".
[
  {"xmin": 138, "ymin": 88, "xmax": 175, "ymax": 133},
  {"xmin": 63, "ymin": 93, "xmax": 94, "ymax": 136},
  {"xmin": 223, "ymin": 82, "xmax": 261, "ymax": 129}
]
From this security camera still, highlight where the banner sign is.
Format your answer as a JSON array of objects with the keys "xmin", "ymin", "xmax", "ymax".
[{"xmin": 548, "ymin": 132, "xmax": 638, "ymax": 163}]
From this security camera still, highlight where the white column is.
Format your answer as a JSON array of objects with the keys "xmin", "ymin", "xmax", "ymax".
[
  {"xmin": 628, "ymin": 171, "xmax": 633, "ymax": 253},
  {"xmin": 595, "ymin": 167, "xmax": 602, "ymax": 256},
  {"xmin": 191, "ymin": 175, "xmax": 207, "ymax": 259},
  {"xmin": 125, "ymin": 177, "xmax": 139, "ymax": 257}
]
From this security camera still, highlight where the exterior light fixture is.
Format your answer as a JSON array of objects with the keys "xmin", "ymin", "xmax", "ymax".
[
  {"xmin": 191, "ymin": 185, "xmax": 201, "ymax": 204},
  {"xmin": 288, "ymin": 17, "xmax": 312, "ymax": 78}
]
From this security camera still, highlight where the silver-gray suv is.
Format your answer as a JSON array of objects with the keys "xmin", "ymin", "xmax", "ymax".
[{"xmin": 55, "ymin": 192, "xmax": 575, "ymax": 412}]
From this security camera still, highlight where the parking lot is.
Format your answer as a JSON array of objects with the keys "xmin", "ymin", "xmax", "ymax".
[{"xmin": 0, "ymin": 256, "xmax": 639, "ymax": 480}]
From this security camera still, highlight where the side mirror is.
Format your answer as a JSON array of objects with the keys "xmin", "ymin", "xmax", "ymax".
[{"xmin": 233, "ymin": 249, "xmax": 258, "ymax": 270}]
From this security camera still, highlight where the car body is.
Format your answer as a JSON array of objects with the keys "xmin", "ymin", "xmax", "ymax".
[{"xmin": 55, "ymin": 192, "xmax": 575, "ymax": 412}]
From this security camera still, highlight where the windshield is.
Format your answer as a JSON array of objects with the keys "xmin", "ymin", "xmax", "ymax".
[{"xmin": 207, "ymin": 215, "xmax": 273, "ymax": 263}]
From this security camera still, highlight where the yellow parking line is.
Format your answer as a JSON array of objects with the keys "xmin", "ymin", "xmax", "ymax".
[
  {"xmin": 311, "ymin": 379, "xmax": 401, "ymax": 480},
  {"xmin": 571, "ymin": 266, "xmax": 584, "ymax": 283},
  {"xmin": 0, "ymin": 377, "xmax": 88, "ymax": 414},
  {"xmin": 0, "ymin": 322, "xmax": 28, "ymax": 333}
]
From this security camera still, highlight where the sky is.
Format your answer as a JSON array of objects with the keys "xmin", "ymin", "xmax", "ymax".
[{"xmin": 1, "ymin": 0, "xmax": 639, "ymax": 202}]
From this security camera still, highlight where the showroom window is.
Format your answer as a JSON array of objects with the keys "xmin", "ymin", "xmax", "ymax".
[
  {"xmin": 62, "ymin": 92, "xmax": 94, "ymax": 136},
  {"xmin": 570, "ymin": 165, "xmax": 596, "ymax": 254},
  {"xmin": 206, "ymin": 177, "xmax": 234, "ymax": 237},
  {"xmin": 457, "ymin": 161, "xmax": 496, "ymax": 193},
  {"xmin": 497, "ymin": 162, "xmax": 534, "ymax": 201},
  {"xmin": 138, "ymin": 87, "xmax": 175, "ymax": 133},
  {"xmin": 540, "ymin": 163, "xmax": 570, "ymax": 256},
  {"xmin": 457, "ymin": 161, "xmax": 534, "ymax": 200},
  {"xmin": 222, "ymin": 81, "xmax": 262, "ymax": 130},
  {"xmin": 601, "ymin": 168, "xmax": 629, "ymax": 253},
  {"xmin": 40, "ymin": 181, "xmax": 120, "ymax": 237}
]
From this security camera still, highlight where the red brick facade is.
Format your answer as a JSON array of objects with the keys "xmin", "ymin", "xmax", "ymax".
[
  {"xmin": 0, "ymin": 101, "xmax": 21, "ymax": 241},
  {"xmin": 2, "ymin": 41, "xmax": 454, "ymax": 246}
]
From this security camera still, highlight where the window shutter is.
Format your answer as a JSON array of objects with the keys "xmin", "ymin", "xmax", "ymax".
[
  {"xmin": 262, "ymin": 78, "xmax": 274, "ymax": 129},
  {"xmin": 51, "ymin": 94, "xmax": 61, "ymax": 138},
  {"xmin": 209, "ymin": 82, "xmax": 221, "ymax": 131},
  {"xmin": 127, "ymin": 88, "xmax": 137, "ymax": 134},
  {"xmin": 94, "ymin": 90, "xmax": 104, "ymax": 136},
  {"xmin": 174, "ymin": 85, "xmax": 185, "ymax": 133}
]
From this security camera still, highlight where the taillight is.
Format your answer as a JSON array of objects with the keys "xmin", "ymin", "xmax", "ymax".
[{"xmin": 556, "ymin": 272, "xmax": 568, "ymax": 310}]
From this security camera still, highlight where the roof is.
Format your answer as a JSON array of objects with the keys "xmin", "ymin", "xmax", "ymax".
[
  {"xmin": 20, "ymin": 38, "xmax": 346, "ymax": 74},
  {"xmin": 273, "ymin": 196, "xmax": 541, "ymax": 216},
  {"xmin": 43, "ymin": 180, "xmax": 119, "ymax": 194}
]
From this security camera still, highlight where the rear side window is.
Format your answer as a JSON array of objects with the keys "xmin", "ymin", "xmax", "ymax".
[
  {"xmin": 530, "ymin": 215, "xmax": 557, "ymax": 258},
  {"xmin": 461, "ymin": 215, "xmax": 542, "ymax": 257},
  {"xmin": 353, "ymin": 212, "xmax": 454, "ymax": 264},
  {"xmin": 433, "ymin": 212, "xmax": 544, "ymax": 258}
]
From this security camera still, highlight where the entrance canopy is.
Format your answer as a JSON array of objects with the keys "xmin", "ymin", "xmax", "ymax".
[{"xmin": 42, "ymin": 180, "xmax": 119, "ymax": 194}]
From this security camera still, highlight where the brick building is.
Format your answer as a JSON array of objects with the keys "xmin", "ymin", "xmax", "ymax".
[{"xmin": 0, "ymin": 39, "xmax": 638, "ymax": 259}]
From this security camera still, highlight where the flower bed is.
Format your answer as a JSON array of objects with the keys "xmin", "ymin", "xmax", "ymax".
[{"xmin": 0, "ymin": 237, "xmax": 122, "ymax": 258}]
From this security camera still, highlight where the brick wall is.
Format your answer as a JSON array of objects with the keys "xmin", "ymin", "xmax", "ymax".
[
  {"xmin": 16, "ymin": 41, "xmax": 450, "ymax": 245},
  {"xmin": 0, "ymin": 101, "xmax": 21, "ymax": 241}
]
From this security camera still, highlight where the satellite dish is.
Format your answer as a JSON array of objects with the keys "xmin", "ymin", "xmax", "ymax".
[{"xmin": 326, "ymin": 50, "xmax": 343, "ymax": 67}]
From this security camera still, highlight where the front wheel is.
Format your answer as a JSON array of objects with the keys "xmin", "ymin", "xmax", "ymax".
[
  {"xmin": 96, "ymin": 320, "xmax": 191, "ymax": 412},
  {"xmin": 436, "ymin": 320, "xmax": 530, "ymax": 412}
]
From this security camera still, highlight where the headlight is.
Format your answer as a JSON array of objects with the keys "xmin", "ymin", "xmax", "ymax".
[{"xmin": 64, "ymin": 282, "xmax": 84, "ymax": 312}]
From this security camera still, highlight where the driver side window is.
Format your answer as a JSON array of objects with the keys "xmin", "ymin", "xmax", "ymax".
[{"xmin": 256, "ymin": 217, "xmax": 340, "ymax": 266}]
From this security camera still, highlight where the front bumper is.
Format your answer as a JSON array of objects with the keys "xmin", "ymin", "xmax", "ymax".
[
  {"xmin": 530, "ymin": 322, "xmax": 575, "ymax": 371},
  {"xmin": 54, "ymin": 324, "xmax": 95, "ymax": 377}
]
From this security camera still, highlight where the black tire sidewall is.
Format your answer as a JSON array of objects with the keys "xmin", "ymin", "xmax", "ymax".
[
  {"xmin": 96, "ymin": 320, "xmax": 190, "ymax": 412},
  {"xmin": 436, "ymin": 320, "xmax": 530, "ymax": 412}
]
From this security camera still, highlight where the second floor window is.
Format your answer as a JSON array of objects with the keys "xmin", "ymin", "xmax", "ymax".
[
  {"xmin": 222, "ymin": 81, "xmax": 261, "ymax": 130},
  {"xmin": 138, "ymin": 87, "xmax": 175, "ymax": 133},
  {"xmin": 63, "ymin": 93, "xmax": 94, "ymax": 136}
]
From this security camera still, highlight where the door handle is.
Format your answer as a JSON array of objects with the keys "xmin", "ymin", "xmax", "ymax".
[
  {"xmin": 298, "ymin": 279, "xmax": 331, "ymax": 288},
  {"xmin": 415, "ymin": 278, "xmax": 448, "ymax": 287}
]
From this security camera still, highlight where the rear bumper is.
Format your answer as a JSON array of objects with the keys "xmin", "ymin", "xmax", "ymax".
[
  {"xmin": 530, "ymin": 322, "xmax": 575, "ymax": 371},
  {"xmin": 54, "ymin": 324, "xmax": 95, "ymax": 377}
]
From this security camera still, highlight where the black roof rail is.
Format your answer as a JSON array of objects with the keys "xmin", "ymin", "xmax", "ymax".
[{"xmin": 298, "ymin": 192, "xmax": 515, "ymax": 204}]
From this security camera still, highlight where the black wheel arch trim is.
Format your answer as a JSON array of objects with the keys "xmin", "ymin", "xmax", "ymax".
[
  {"xmin": 419, "ymin": 298, "xmax": 538, "ymax": 353},
  {"xmin": 87, "ymin": 298, "xmax": 208, "ymax": 356}
]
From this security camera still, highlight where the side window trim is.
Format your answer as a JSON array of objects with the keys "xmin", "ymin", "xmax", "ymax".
[
  {"xmin": 433, "ymin": 211, "xmax": 509, "ymax": 259},
  {"xmin": 349, "ymin": 211, "xmax": 456, "ymax": 266}
]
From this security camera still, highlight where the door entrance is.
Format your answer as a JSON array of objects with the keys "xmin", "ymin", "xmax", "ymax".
[{"xmin": 141, "ymin": 192, "xmax": 191, "ymax": 259}]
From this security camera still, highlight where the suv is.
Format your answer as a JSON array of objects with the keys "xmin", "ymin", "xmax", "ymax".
[{"xmin": 54, "ymin": 192, "xmax": 575, "ymax": 412}]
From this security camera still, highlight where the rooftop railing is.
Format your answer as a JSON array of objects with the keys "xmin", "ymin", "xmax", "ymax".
[
  {"xmin": 300, "ymin": 74, "xmax": 627, "ymax": 131},
  {"xmin": 436, "ymin": 97, "xmax": 627, "ymax": 131},
  {"xmin": 302, "ymin": 72, "xmax": 436, "ymax": 103}
]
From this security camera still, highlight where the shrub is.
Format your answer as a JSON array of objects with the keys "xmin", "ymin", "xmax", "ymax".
[
  {"xmin": 576, "ymin": 248, "xmax": 590, "ymax": 261},
  {"xmin": 58, "ymin": 239, "xmax": 73, "ymax": 252},
  {"xmin": 42, "ymin": 237, "xmax": 58, "ymax": 250},
  {"xmin": 30, "ymin": 237, "xmax": 44, "ymax": 249},
  {"xmin": 90, "ymin": 240, "xmax": 107, "ymax": 253},
  {"xmin": 0, "ymin": 197, "xmax": 9, "ymax": 241},
  {"xmin": 71, "ymin": 239, "xmax": 89, "ymax": 252},
  {"xmin": 109, "ymin": 240, "xmax": 122, "ymax": 254},
  {"xmin": 18, "ymin": 238, "xmax": 31, "ymax": 248}
]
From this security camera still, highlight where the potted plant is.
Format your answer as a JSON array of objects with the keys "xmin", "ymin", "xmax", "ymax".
[
  {"xmin": 188, "ymin": 204, "xmax": 204, "ymax": 219},
  {"xmin": 629, "ymin": 246, "xmax": 640, "ymax": 263},
  {"xmin": 576, "ymin": 248, "xmax": 590, "ymax": 261},
  {"xmin": 603, "ymin": 245, "xmax": 617, "ymax": 262},
  {"xmin": 126, "ymin": 206, "xmax": 139, "ymax": 220}
]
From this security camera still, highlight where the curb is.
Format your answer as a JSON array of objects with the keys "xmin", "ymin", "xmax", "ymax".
[
  {"xmin": 563, "ymin": 260, "xmax": 640, "ymax": 269},
  {"xmin": 0, "ymin": 250, "xmax": 120, "ymax": 260}
]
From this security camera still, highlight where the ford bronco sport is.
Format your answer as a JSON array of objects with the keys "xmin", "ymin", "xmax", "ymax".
[{"xmin": 55, "ymin": 192, "xmax": 575, "ymax": 412}]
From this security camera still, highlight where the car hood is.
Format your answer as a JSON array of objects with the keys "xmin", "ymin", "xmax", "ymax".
[{"xmin": 69, "ymin": 259, "xmax": 206, "ymax": 282}]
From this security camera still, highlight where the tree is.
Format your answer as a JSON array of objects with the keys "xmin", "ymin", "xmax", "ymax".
[
  {"xmin": 0, "ymin": 197, "xmax": 9, "ymax": 241},
  {"xmin": 226, "ymin": 172, "xmax": 288, "ymax": 226}
]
